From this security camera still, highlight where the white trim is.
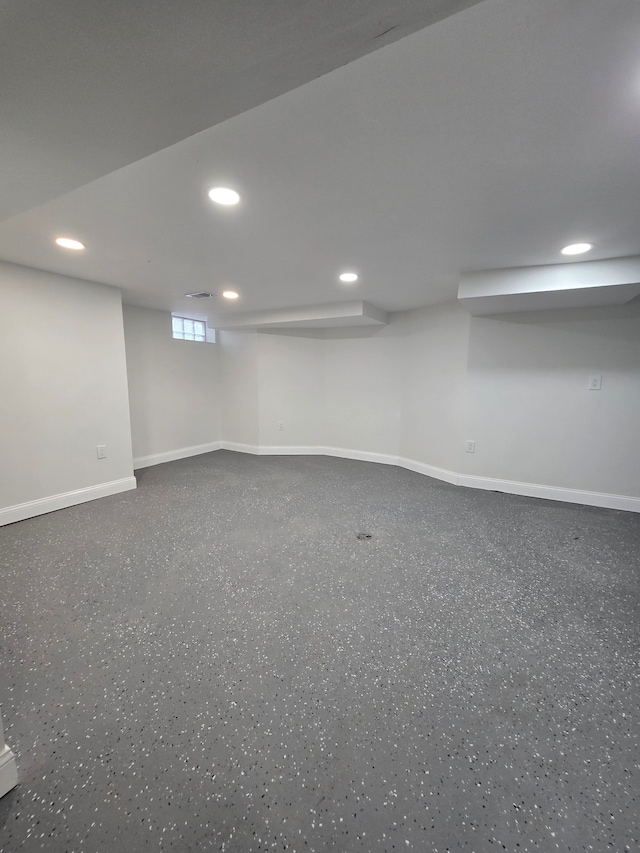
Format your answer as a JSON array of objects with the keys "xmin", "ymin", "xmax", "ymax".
[
  {"xmin": 397, "ymin": 456, "xmax": 459, "ymax": 486},
  {"xmin": 457, "ymin": 473, "xmax": 640, "ymax": 513},
  {"xmin": 131, "ymin": 440, "xmax": 639, "ymax": 514},
  {"xmin": 0, "ymin": 477, "xmax": 137, "ymax": 527},
  {"xmin": 218, "ymin": 443, "xmax": 639, "ymax": 513},
  {"xmin": 321, "ymin": 446, "xmax": 398, "ymax": 466},
  {"xmin": 221, "ymin": 442, "xmax": 393, "ymax": 460},
  {"xmin": 257, "ymin": 445, "xmax": 324, "ymax": 456},
  {"xmin": 133, "ymin": 441, "xmax": 222, "ymax": 469},
  {"xmin": 222, "ymin": 444, "xmax": 400, "ymax": 465},
  {"xmin": 220, "ymin": 441, "xmax": 261, "ymax": 455},
  {"xmin": 0, "ymin": 746, "xmax": 18, "ymax": 797}
]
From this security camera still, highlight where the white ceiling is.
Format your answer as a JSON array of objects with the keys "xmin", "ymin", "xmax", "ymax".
[
  {"xmin": 1, "ymin": 0, "xmax": 639, "ymax": 326},
  {"xmin": 0, "ymin": 0, "xmax": 479, "ymax": 221}
]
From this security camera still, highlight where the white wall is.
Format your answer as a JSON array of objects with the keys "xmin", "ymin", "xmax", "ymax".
[
  {"xmin": 257, "ymin": 332, "xmax": 325, "ymax": 448},
  {"xmin": 216, "ymin": 299, "xmax": 639, "ymax": 507},
  {"xmin": 218, "ymin": 330, "xmax": 260, "ymax": 447},
  {"xmin": 4, "ymin": 264, "xmax": 636, "ymax": 523},
  {"xmin": 123, "ymin": 305, "xmax": 221, "ymax": 463},
  {"xmin": 397, "ymin": 302, "xmax": 470, "ymax": 472},
  {"xmin": 218, "ymin": 326, "xmax": 402, "ymax": 457},
  {"xmin": 0, "ymin": 262, "xmax": 134, "ymax": 520},
  {"xmin": 462, "ymin": 303, "xmax": 640, "ymax": 497},
  {"xmin": 322, "ymin": 327, "xmax": 400, "ymax": 456}
]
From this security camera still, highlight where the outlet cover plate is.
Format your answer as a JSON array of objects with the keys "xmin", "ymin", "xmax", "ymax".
[{"xmin": 588, "ymin": 375, "xmax": 602, "ymax": 390}]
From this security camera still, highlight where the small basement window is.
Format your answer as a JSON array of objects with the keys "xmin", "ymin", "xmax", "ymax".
[{"xmin": 172, "ymin": 316, "xmax": 206, "ymax": 342}]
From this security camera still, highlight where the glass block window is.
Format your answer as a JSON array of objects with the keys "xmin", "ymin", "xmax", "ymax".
[{"xmin": 172, "ymin": 316, "xmax": 206, "ymax": 342}]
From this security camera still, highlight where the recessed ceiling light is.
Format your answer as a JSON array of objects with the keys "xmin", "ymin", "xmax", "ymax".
[
  {"xmin": 222, "ymin": 290, "xmax": 239, "ymax": 300},
  {"xmin": 55, "ymin": 237, "xmax": 85, "ymax": 250},
  {"xmin": 561, "ymin": 242, "xmax": 593, "ymax": 256},
  {"xmin": 208, "ymin": 187, "xmax": 240, "ymax": 206},
  {"xmin": 185, "ymin": 291, "xmax": 212, "ymax": 298},
  {"xmin": 339, "ymin": 272, "xmax": 358, "ymax": 283}
]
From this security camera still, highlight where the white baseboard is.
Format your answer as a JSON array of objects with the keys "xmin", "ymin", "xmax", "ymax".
[
  {"xmin": 258, "ymin": 445, "xmax": 324, "ymax": 456},
  {"xmin": 128, "ymin": 439, "xmax": 640, "ymax": 515},
  {"xmin": 321, "ymin": 446, "xmax": 398, "ymax": 466},
  {"xmin": 221, "ymin": 443, "xmax": 399, "ymax": 466},
  {"xmin": 220, "ymin": 442, "xmax": 325, "ymax": 456},
  {"xmin": 220, "ymin": 441, "xmax": 261, "ymax": 455},
  {"xmin": 458, "ymin": 473, "xmax": 640, "ymax": 513},
  {"xmin": 218, "ymin": 443, "xmax": 639, "ymax": 513},
  {"xmin": 398, "ymin": 456, "xmax": 459, "ymax": 486},
  {"xmin": 0, "ymin": 746, "xmax": 18, "ymax": 797},
  {"xmin": 134, "ymin": 441, "xmax": 222, "ymax": 469},
  {"xmin": 0, "ymin": 477, "xmax": 137, "ymax": 527}
]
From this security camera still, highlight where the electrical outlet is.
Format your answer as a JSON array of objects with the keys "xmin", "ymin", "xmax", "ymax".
[
  {"xmin": 465, "ymin": 440, "xmax": 475, "ymax": 453},
  {"xmin": 96, "ymin": 445, "xmax": 107, "ymax": 459},
  {"xmin": 277, "ymin": 421, "xmax": 284, "ymax": 431},
  {"xmin": 588, "ymin": 374, "xmax": 602, "ymax": 391}
]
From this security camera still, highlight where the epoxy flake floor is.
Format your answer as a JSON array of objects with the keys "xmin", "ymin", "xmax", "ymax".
[{"xmin": 1, "ymin": 451, "xmax": 638, "ymax": 852}]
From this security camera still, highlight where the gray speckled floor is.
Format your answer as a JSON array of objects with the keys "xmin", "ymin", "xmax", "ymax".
[{"xmin": 1, "ymin": 451, "xmax": 639, "ymax": 852}]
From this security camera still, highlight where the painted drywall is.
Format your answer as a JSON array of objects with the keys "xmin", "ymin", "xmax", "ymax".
[
  {"xmin": 5, "ymin": 264, "xmax": 634, "ymax": 522},
  {"xmin": 257, "ymin": 332, "xmax": 325, "ymax": 448},
  {"xmin": 0, "ymin": 261, "xmax": 133, "ymax": 510},
  {"xmin": 240, "ymin": 305, "xmax": 469, "ymax": 469},
  {"xmin": 462, "ymin": 303, "xmax": 640, "ymax": 497},
  {"xmin": 123, "ymin": 305, "xmax": 221, "ymax": 462},
  {"xmin": 322, "ymin": 326, "xmax": 401, "ymax": 457},
  {"xmin": 397, "ymin": 302, "xmax": 470, "ymax": 472},
  {"xmin": 218, "ymin": 330, "xmax": 260, "ymax": 447},
  {"xmin": 215, "ymin": 298, "xmax": 639, "ymax": 506}
]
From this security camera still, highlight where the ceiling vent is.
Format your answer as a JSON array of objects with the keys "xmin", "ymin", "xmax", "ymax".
[{"xmin": 185, "ymin": 291, "xmax": 212, "ymax": 298}]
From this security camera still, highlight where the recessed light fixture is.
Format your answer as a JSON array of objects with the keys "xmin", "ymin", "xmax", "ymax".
[
  {"xmin": 208, "ymin": 187, "xmax": 240, "ymax": 206},
  {"xmin": 561, "ymin": 242, "xmax": 593, "ymax": 256},
  {"xmin": 339, "ymin": 272, "xmax": 358, "ymax": 283},
  {"xmin": 55, "ymin": 237, "xmax": 85, "ymax": 250},
  {"xmin": 222, "ymin": 290, "xmax": 239, "ymax": 300},
  {"xmin": 185, "ymin": 291, "xmax": 212, "ymax": 299}
]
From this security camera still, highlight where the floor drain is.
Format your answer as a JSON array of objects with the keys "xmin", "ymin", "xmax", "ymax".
[{"xmin": 356, "ymin": 533, "xmax": 372, "ymax": 540}]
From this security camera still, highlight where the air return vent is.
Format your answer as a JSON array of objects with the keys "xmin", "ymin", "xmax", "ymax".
[{"xmin": 185, "ymin": 291, "xmax": 212, "ymax": 299}]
